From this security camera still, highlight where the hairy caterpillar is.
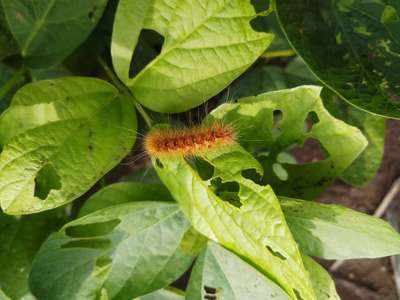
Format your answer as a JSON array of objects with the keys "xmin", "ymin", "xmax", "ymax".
[{"xmin": 144, "ymin": 122, "xmax": 236, "ymax": 157}]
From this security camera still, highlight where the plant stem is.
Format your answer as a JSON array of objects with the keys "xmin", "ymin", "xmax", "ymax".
[
  {"xmin": 0, "ymin": 67, "xmax": 25, "ymax": 102},
  {"xmin": 97, "ymin": 56, "xmax": 153, "ymax": 128},
  {"xmin": 262, "ymin": 50, "xmax": 296, "ymax": 59}
]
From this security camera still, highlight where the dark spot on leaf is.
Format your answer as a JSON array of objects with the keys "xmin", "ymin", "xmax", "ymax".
[
  {"xmin": 204, "ymin": 285, "xmax": 219, "ymax": 300},
  {"xmin": 293, "ymin": 289, "xmax": 304, "ymax": 300},
  {"xmin": 266, "ymin": 245, "xmax": 287, "ymax": 260},
  {"xmin": 65, "ymin": 219, "xmax": 120, "ymax": 238},
  {"xmin": 272, "ymin": 110, "xmax": 283, "ymax": 139},
  {"xmin": 156, "ymin": 158, "xmax": 164, "ymax": 169},
  {"xmin": 88, "ymin": 144, "xmax": 94, "ymax": 151},
  {"xmin": 61, "ymin": 238, "xmax": 111, "ymax": 249},
  {"xmin": 34, "ymin": 163, "xmax": 62, "ymax": 200}
]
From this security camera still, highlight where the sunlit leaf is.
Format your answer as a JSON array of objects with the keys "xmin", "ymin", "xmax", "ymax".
[
  {"xmin": 281, "ymin": 197, "xmax": 400, "ymax": 259},
  {"xmin": 209, "ymin": 86, "xmax": 367, "ymax": 199},
  {"xmin": 0, "ymin": 77, "xmax": 137, "ymax": 214},
  {"xmin": 112, "ymin": 0, "xmax": 274, "ymax": 112},
  {"xmin": 30, "ymin": 202, "xmax": 204, "ymax": 300},
  {"xmin": 186, "ymin": 242, "xmax": 291, "ymax": 300}
]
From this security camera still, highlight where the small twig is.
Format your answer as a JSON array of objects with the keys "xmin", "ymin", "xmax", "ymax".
[
  {"xmin": 97, "ymin": 56, "xmax": 153, "ymax": 128},
  {"xmin": 330, "ymin": 178, "xmax": 400, "ymax": 272}
]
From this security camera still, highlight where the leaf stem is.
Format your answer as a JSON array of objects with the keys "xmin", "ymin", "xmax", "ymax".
[
  {"xmin": 262, "ymin": 49, "xmax": 296, "ymax": 59},
  {"xmin": 97, "ymin": 56, "xmax": 153, "ymax": 128},
  {"xmin": 0, "ymin": 67, "xmax": 26, "ymax": 102}
]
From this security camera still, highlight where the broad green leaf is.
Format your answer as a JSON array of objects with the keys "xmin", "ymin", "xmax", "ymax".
[
  {"xmin": 209, "ymin": 86, "xmax": 368, "ymax": 199},
  {"xmin": 79, "ymin": 182, "xmax": 172, "ymax": 217},
  {"xmin": 137, "ymin": 288, "xmax": 184, "ymax": 300},
  {"xmin": 0, "ymin": 77, "xmax": 137, "ymax": 214},
  {"xmin": 112, "ymin": 0, "xmax": 274, "ymax": 112},
  {"xmin": 302, "ymin": 256, "xmax": 340, "ymax": 300},
  {"xmin": 1, "ymin": 0, "xmax": 108, "ymax": 68},
  {"xmin": 225, "ymin": 59, "xmax": 384, "ymax": 187},
  {"xmin": 0, "ymin": 210, "xmax": 65, "ymax": 299},
  {"xmin": 153, "ymin": 155, "xmax": 316, "ymax": 300},
  {"xmin": 281, "ymin": 197, "xmax": 400, "ymax": 259},
  {"xmin": 275, "ymin": 0, "xmax": 400, "ymax": 118},
  {"xmin": 186, "ymin": 242, "xmax": 291, "ymax": 300},
  {"xmin": 0, "ymin": 5, "xmax": 17, "ymax": 60},
  {"xmin": 30, "ymin": 202, "xmax": 205, "ymax": 300},
  {"xmin": 323, "ymin": 90, "xmax": 385, "ymax": 186}
]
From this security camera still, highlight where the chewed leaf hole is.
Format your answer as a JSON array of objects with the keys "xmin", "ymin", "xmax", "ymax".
[
  {"xmin": 289, "ymin": 138, "xmax": 328, "ymax": 163},
  {"xmin": 304, "ymin": 111, "xmax": 320, "ymax": 133},
  {"xmin": 61, "ymin": 238, "xmax": 111, "ymax": 249},
  {"xmin": 129, "ymin": 29, "xmax": 165, "ymax": 78},
  {"xmin": 204, "ymin": 285, "xmax": 219, "ymax": 300},
  {"xmin": 272, "ymin": 110, "xmax": 283, "ymax": 139},
  {"xmin": 65, "ymin": 219, "xmax": 120, "ymax": 238},
  {"xmin": 266, "ymin": 245, "xmax": 287, "ymax": 260},
  {"xmin": 212, "ymin": 179, "xmax": 242, "ymax": 208},
  {"xmin": 34, "ymin": 163, "xmax": 62, "ymax": 200}
]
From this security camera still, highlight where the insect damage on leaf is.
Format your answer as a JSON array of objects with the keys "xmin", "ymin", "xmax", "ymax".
[{"xmin": 144, "ymin": 122, "xmax": 237, "ymax": 158}]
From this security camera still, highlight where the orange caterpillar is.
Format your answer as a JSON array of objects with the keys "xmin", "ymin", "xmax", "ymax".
[{"xmin": 144, "ymin": 122, "xmax": 236, "ymax": 157}]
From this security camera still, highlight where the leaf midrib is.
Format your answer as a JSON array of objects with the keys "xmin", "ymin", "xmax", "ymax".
[{"xmin": 21, "ymin": 0, "xmax": 57, "ymax": 55}]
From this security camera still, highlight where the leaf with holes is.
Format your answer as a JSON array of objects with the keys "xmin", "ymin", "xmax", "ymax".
[
  {"xmin": 153, "ymin": 155, "xmax": 316, "ymax": 300},
  {"xmin": 111, "ymin": 0, "xmax": 274, "ymax": 112},
  {"xmin": 208, "ymin": 85, "xmax": 368, "ymax": 199},
  {"xmin": 29, "ymin": 202, "xmax": 205, "ymax": 300},
  {"xmin": 0, "ymin": 209, "xmax": 66, "ymax": 299},
  {"xmin": 274, "ymin": 0, "xmax": 400, "ymax": 118},
  {"xmin": 186, "ymin": 242, "xmax": 291, "ymax": 300},
  {"xmin": 302, "ymin": 256, "xmax": 340, "ymax": 300},
  {"xmin": 281, "ymin": 197, "xmax": 400, "ymax": 259},
  {"xmin": 0, "ymin": 77, "xmax": 137, "ymax": 214},
  {"xmin": 79, "ymin": 182, "xmax": 173, "ymax": 217},
  {"xmin": 1, "ymin": 0, "xmax": 108, "ymax": 68}
]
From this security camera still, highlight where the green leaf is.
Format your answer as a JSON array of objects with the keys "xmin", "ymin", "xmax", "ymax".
[
  {"xmin": 0, "ymin": 4, "xmax": 17, "ymax": 60},
  {"xmin": 281, "ymin": 197, "xmax": 400, "ymax": 259},
  {"xmin": 138, "ymin": 288, "xmax": 184, "ymax": 300},
  {"xmin": 0, "ymin": 77, "xmax": 137, "ymax": 214},
  {"xmin": 1, "ymin": 0, "xmax": 108, "ymax": 68},
  {"xmin": 153, "ymin": 156, "xmax": 316, "ymax": 300},
  {"xmin": 302, "ymin": 256, "xmax": 340, "ymax": 300},
  {"xmin": 79, "ymin": 182, "xmax": 173, "ymax": 217},
  {"xmin": 209, "ymin": 86, "xmax": 368, "ymax": 199},
  {"xmin": 323, "ymin": 90, "xmax": 385, "ymax": 186},
  {"xmin": 0, "ymin": 289, "xmax": 10, "ymax": 300},
  {"xmin": 186, "ymin": 242, "xmax": 291, "ymax": 300},
  {"xmin": 112, "ymin": 0, "xmax": 274, "ymax": 113},
  {"xmin": 30, "ymin": 202, "xmax": 204, "ymax": 300},
  {"xmin": 275, "ymin": 0, "xmax": 400, "ymax": 118},
  {"xmin": 0, "ymin": 210, "xmax": 65, "ymax": 299}
]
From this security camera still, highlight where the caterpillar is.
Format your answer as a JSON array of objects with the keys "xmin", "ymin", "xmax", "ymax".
[{"xmin": 144, "ymin": 122, "xmax": 236, "ymax": 158}]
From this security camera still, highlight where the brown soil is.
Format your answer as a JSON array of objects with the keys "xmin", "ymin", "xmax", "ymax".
[{"xmin": 315, "ymin": 120, "xmax": 400, "ymax": 300}]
